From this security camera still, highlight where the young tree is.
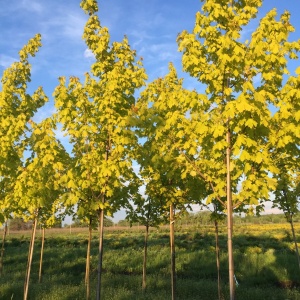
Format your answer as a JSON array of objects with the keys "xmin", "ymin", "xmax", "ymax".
[
  {"xmin": 136, "ymin": 64, "xmax": 208, "ymax": 299},
  {"xmin": 54, "ymin": 1, "xmax": 147, "ymax": 298},
  {"xmin": 126, "ymin": 192, "xmax": 165, "ymax": 291},
  {"xmin": 177, "ymin": 1, "xmax": 300, "ymax": 299},
  {"xmin": 137, "ymin": 165, "xmax": 188, "ymax": 300},
  {"xmin": 14, "ymin": 117, "xmax": 69, "ymax": 299},
  {"xmin": 0, "ymin": 34, "xmax": 47, "ymax": 279},
  {"xmin": 271, "ymin": 67, "xmax": 300, "ymax": 272}
]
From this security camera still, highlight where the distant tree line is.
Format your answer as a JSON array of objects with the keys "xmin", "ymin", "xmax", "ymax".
[
  {"xmin": 7, "ymin": 218, "xmax": 62, "ymax": 231},
  {"xmin": 115, "ymin": 211, "xmax": 300, "ymax": 227}
]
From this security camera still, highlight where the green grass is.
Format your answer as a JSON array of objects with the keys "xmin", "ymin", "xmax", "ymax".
[{"xmin": 1, "ymin": 224, "xmax": 300, "ymax": 299}]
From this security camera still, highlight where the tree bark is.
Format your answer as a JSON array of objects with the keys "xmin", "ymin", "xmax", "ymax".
[
  {"xmin": 142, "ymin": 224, "xmax": 149, "ymax": 291},
  {"xmin": 170, "ymin": 203, "xmax": 176, "ymax": 300},
  {"xmin": 0, "ymin": 220, "xmax": 8, "ymax": 277},
  {"xmin": 96, "ymin": 206, "xmax": 105, "ymax": 300},
  {"xmin": 289, "ymin": 215, "xmax": 300, "ymax": 273},
  {"xmin": 282, "ymin": 190, "xmax": 300, "ymax": 275},
  {"xmin": 96, "ymin": 141, "xmax": 109, "ymax": 300},
  {"xmin": 38, "ymin": 227, "xmax": 45, "ymax": 283},
  {"xmin": 226, "ymin": 127, "xmax": 235, "ymax": 300},
  {"xmin": 214, "ymin": 219, "xmax": 224, "ymax": 300},
  {"xmin": 24, "ymin": 216, "xmax": 37, "ymax": 300},
  {"xmin": 85, "ymin": 217, "xmax": 92, "ymax": 300}
]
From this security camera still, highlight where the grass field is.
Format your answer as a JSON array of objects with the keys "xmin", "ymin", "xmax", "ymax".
[{"xmin": 1, "ymin": 222, "xmax": 300, "ymax": 299}]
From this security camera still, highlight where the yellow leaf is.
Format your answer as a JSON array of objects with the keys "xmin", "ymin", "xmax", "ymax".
[{"xmin": 190, "ymin": 170, "xmax": 197, "ymax": 177}]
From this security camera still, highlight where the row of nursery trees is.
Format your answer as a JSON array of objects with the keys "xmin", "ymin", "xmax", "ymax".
[{"xmin": 0, "ymin": 0, "xmax": 299, "ymax": 299}]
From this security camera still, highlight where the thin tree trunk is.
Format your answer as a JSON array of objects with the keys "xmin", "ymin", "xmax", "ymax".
[
  {"xmin": 96, "ymin": 206, "xmax": 105, "ymax": 300},
  {"xmin": 24, "ymin": 220, "xmax": 35, "ymax": 297},
  {"xmin": 214, "ymin": 219, "xmax": 224, "ymax": 300},
  {"xmin": 24, "ymin": 216, "xmax": 37, "ymax": 300},
  {"xmin": 38, "ymin": 227, "xmax": 45, "ymax": 283},
  {"xmin": 170, "ymin": 203, "xmax": 176, "ymax": 300},
  {"xmin": 142, "ymin": 224, "xmax": 149, "ymax": 291},
  {"xmin": 85, "ymin": 217, "xmax": 92, "ymax": 300},
  {"xmin": 283, "ymin": 190, "xmax": 300, "ymax": 274},
  {"xmin": 0, "ymin": 220, "xmax": 8, "ymax": 277},
  {"xmin": 289, "ymin": 215, "xmax": 300, "ymax": 272},
  {"xmin": 226, "ymin": 127, "xmax": 235, "ymax": 300},
  {"xmin": 96, "ymin": 140, "xmax": 109, "ymax": 300}
]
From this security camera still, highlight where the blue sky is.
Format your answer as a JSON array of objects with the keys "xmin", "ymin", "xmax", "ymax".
[
  {"xmin": 1, "ymin": 0, "xmax": 299, "ymax": 221},
  {"xmin": 1, "ymin": 0, "xmax": 300, "ymax": 112}
]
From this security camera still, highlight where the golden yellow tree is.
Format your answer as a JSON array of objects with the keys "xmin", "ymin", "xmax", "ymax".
[
  {"xmin": 54, "ymin": 1, "xmax": 147, "ymax": 298},
  {"xmin": 177, "ymin": 1, "xmax": 300, "ymax": 298}
]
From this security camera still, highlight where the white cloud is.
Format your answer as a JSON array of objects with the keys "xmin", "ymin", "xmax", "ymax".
[
  {"xmin": 0, "ymin": 55, "xmax": 17, "ymax": 68},
  {"xmin": 62, "ymin": 13, "xmax": 86, "ymax": 41},
  {"xmin": 38, "ymin": 11, "xmax": 86, "ymax": 43},
  {"xmin": 132, "ymin": 12, "xmax": 164, "ymax": 31},
  {"xmin": 32, "ymin": 104, "xmax": 56, "ymax": 124},
  {"xmin": 262, "ymin": 204, "xmax": 282, "ymax": 215},
  {"xmin": 84, "ymin": 48, "xmax": 95, "ymax": 59},
  {"xmin": 140, "ymin": 42, "xmax": 179, "ymax": 62},
  {"xmin": 21, "ymin": 0, "xmax": 44, "ymax": 13}
]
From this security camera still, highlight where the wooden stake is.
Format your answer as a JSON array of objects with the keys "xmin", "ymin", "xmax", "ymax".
[
  {"xmin": 226, "ymin": 126, "xmax": 235, "ymax": 300},
  {"xmin": 170, "ymin": 203, "xmax": 176, "ymax": 300},
  {"xmin": 142, "ymin": 224, "xmax": 149, "ymax": 291},
  {"xmin": 38, "ymin": 227, "xmax": 45, "ymax": 283},
  {"xmin": 24, "ymin": 216, "xmax": 37, "ymax": 300},
  {"xmin": 85, "ymin": 217, "xmax": 92, "ymax": 300},
  {"xmin": 0, "ymin": 221, "xmax": 8, "ymax": 277}
]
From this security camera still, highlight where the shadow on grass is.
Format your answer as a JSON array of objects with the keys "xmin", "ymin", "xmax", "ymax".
[
  {"xmin": 180, "ymin": 231, "xmax": 300, "ymax": 299},
  {"xmin": 1, "ymin": 227, "xmax": 300, "ymax": 299}
]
